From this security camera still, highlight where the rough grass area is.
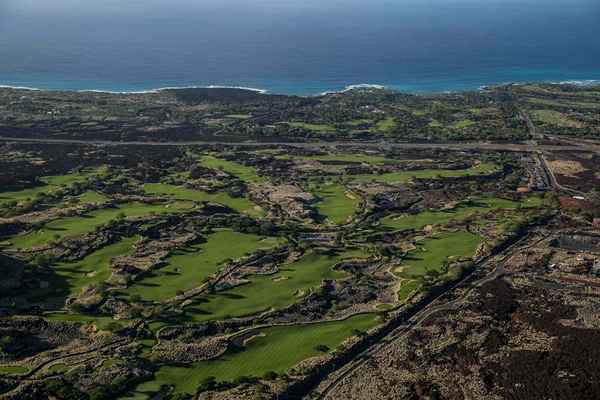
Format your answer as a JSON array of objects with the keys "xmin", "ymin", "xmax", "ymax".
[
  {"xmin": 126, "ymin": 314, "xmax": 379, "ymax": 397},
  {"xmin": 279, "ymin": 153, "xmax": 392, "ymax": 164},
  {"xmin": 124, "ymin": 230, "xmax": 283, "ymax": 302},
  {"xmin": 200, "ymin": 155, "xmax": 264, "ymax": 183},
  {"xmin": 310, "ymin": 182, "xmax": 360, "ymax": 224},
  {"xmin": 394, "ymin": 231, "xmax": 482, "ymax": 279},
  {"xmin": 143, "ymin": 182, "xmax": 263, "ymax": 216},
  {"xmin": 531, "ymin": 110, "xmax": 582, "ymax": 128},
  {"xmin": 353, "ymin": 162, "xmax": 499, "ymax": 184},
  {"xmin": 9, "ymin": 202, "xmax": 194, "ymax": 249},
  {"xmin": 183, "ymin": 251, "xmax": 358, "ymax": 322},
  {"xmin": 380, "ymin": 196, "xmax": 519, "ymax": 231}
]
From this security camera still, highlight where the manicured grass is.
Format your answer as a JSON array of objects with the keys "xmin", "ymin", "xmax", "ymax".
[
  {"xmin": 54, "ymin": 237, "xmax": 138, "ymax": 299},
  {"xmin": 200, "ymin": 155, "xmax": 264, "ymax": 184},
  {"xmin": 397, "ymin": 280, "xmax": 422, "ymax": 303},
  {"xmin": 353, "ymin": 162, "xmax": 499, "ymax": 184},
  {"xmin": 346, "ymin": 119, "xmax": 373, "ymax": 127},
  {"xmin": 0, "ymin": 172, "xmax": 91, "ymax": 207},
  {"xmin": 124, "ymin": 230, "xmax": 283, "ymax": 302},
  {"xmin": 310, "ymin": 182, "xmax": 360, "ymax": 224},
  {"xmin": 0, "ymin": 365, "xmax": 28, "ymax": 375},
  {"xmin": 75, "ymin": 191, "xmax": 108, "ymax": 205},
  {"xmin": 375, "ymin": 117, "xmax": 396, "ymax": 134},
  {"xmin": 286, "ymin": 122, "xmax": 336, "ymax": 133},
  {"xmin": 127, "ymin": 314, "xmax": 379, "ymax": 397},
  {"xmin": 184, "ymin": 251, "xmax": 359, "ymax": 322},
  {"xmin": 394, "ymin": 231, "xmax": 482, "ymax": 279},
  {"xmin": 143, "ymin": 183, "xmax": 263, "ymax": 217},
  {"xmin": 279, "ymin": 153, "xmax": 392, "ymax": 164},
  {"xmin": 528, "ymin": 98, "xmax": 600, "ymax": 110},
  {"xmin": 226, "ymin": 114, "xmax": 251, "ymax": 119},
  {"xmin": 531, "ymin": 110, "xmax": 582, "ymax": 128},
  {"xmin": 380, "ymin": 197, "xmax": 519, "ymax": 231},
  {"xmin": 9, "ymin": 202, "xmax": 194, "ymax": 249},
  {"xmin": 451, "ymin": 119, "xmax": 476, "ymax": 129}
]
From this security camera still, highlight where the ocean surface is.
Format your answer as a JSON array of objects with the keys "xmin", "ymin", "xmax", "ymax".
[{"xmin": 0, "ymin": 0, "xmax": 599, "ymax": 95}]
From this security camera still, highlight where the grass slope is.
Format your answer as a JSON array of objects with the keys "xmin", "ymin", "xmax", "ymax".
[
  {"xmin": 353, "ymin": 162, "xmax": 499, "ymax": 184},
  {"xmin": 200, "ymin": 156, "xmax": 264, "ymax": 183}
]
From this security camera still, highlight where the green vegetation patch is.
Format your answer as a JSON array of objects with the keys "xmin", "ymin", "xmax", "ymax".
[
  {"xmin": 310, "ymin": 182, "xmax": 360, "ymax": 225},
  {"xmin": 531, "ymin": 110, "xmax": 582, "ymax": 128},
  {"xmin": 286, "ymin": 122, "xmax": 336, "ymax": 133},
  {"xmin": 128, "ymin": 314, "xmax": 379, "ymax": 397},
  {"xmin": 0, "ymin": 365, "xmax": 28, "ymax": 375},
  {"xmin": 375, "ymin": 117, "xmax": 396, "ymax": 134},
  {"xmin": 528, "ymin": 98, "xmax": 600, "ymax": 110},
  {"xmin": 0, "ymin": 171, "xmax": 93, "ymax": 207},
  {"xmin": 353, "ymin": 162, "xmax": 499, "ymax": 184},
  {"xmin": 184, "ymin": 251, "xmax": 359, "ymax": 322},
  {"xmin": 396, "ymin": 279, "xmax": 422, "ymax": 303},
  {"xmin": 9, "ymin": 202, "xmax": 194, "ymax": 249},
  {"xmin": 54, "ymin": 237, "xmax": 138, "ymax": 300},
  {"xmin": 143, "ymin": 183, "xmax": 263, "ymax": 217},
  {"xmin": 200, "ymin": 155, "xmax": 264, "ymax": 183},
  {"xmin": 124, "ymin": 230, "xmax": 283, "ymax": 302},
  {"xmin": 451, "ymin": 119, "xmax": 476, "ymax": 129},
  {"xmin": 395, "ymin": 231, "xmax": 482, "ymax": 279},
  {"xmin": 380, "ymin": 197, "xmax": 519, "ymax": 231}
]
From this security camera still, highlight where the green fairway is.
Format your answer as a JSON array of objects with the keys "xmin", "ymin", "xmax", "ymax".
[
  {"xmin": 9, "ymin": 202, "xmax": 194, "ymax": 249},
  {"xmin": 394, "ymin": 231, "xmax": 482, "ymax": 279},
  {"xmin": 310, "ymin": 182, "xmax": 360, "ymax": 224},
  {"xmin": 397, "ymin": 279, "xmax": 422, "ymax": 303},
  {"xmin": 200, "ymin": 155, "xmax": 264, "ymax": 183},
  {"xmin": 54, "ymin": 237, "xmax": 138, "ymax": 299},
  {"xmin": 0, "ymin": 365, "xmax": 28, "ymax": 375},
  {"xmin": 279, "ymin": 153, "xmax": 392, "ymax": 164},
  {"xmin": 184, "ymin": 251, "xmax": 359, "ymax": 322},
  {"xmin": 0, "ymin": 172, "xmax": 92, "ymax": 207},
  {"xmin": 286, "ymin": 122, "xmax": 336, "ymax": 133},
  {"xmin": 74, "ymin": 191, "xmax": 109, "ymax": 205},
  {"xmin": 143, "ymin": 182, "xmax": 263, "ymax": 216},
  {"xmin": 381, "ymin": 197, "xmax": 519, "ymax": 231},
  {"xmin": 375, "ymin": 117, "xmax": 396, "ymax": 134},
  {"xmin": 125, "ymin": 314, "xmax": 379, "ymax": 397},
  {"xmin": 353, "ymin": 162, "xmax": 499, "ymax": 184},
  {"xmin": 44, "ymin": 313, "xmax": 121, "ymax": 331},
  {"xmin": 531, "ymin": 110, "xmax": 582, "ymax": 128},
  {"xmin": 124, "ymin": 230, "xmax": 283, "ymax": 302}
]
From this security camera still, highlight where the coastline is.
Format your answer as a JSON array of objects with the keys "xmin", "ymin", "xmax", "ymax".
[{"xmin": 0, "ymin": 79, "xmax": 599, "ymax": 98}]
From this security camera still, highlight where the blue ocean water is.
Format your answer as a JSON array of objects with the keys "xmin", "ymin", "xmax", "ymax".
[{"xmin": 0, "ymin": 0, "xmax": 599, "ymax": 95}]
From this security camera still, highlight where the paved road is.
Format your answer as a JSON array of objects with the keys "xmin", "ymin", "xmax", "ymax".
[{"xmin": 1, "ymin": 135, "xmax": 599, "ymax": 153}]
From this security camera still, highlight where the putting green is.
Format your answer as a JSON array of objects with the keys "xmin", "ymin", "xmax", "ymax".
[{"xmin": 124, "ymin": 230, "xmax": 283, "ymax": 302}]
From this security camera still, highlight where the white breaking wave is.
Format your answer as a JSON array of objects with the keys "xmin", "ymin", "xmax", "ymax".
[
  {"xmin": 0, "ymin": 84, "xmax": 269, "ymax": 95},
  {"xmin": 320, "ymin": 83, "xmax": 386, "ymax": 96}
]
